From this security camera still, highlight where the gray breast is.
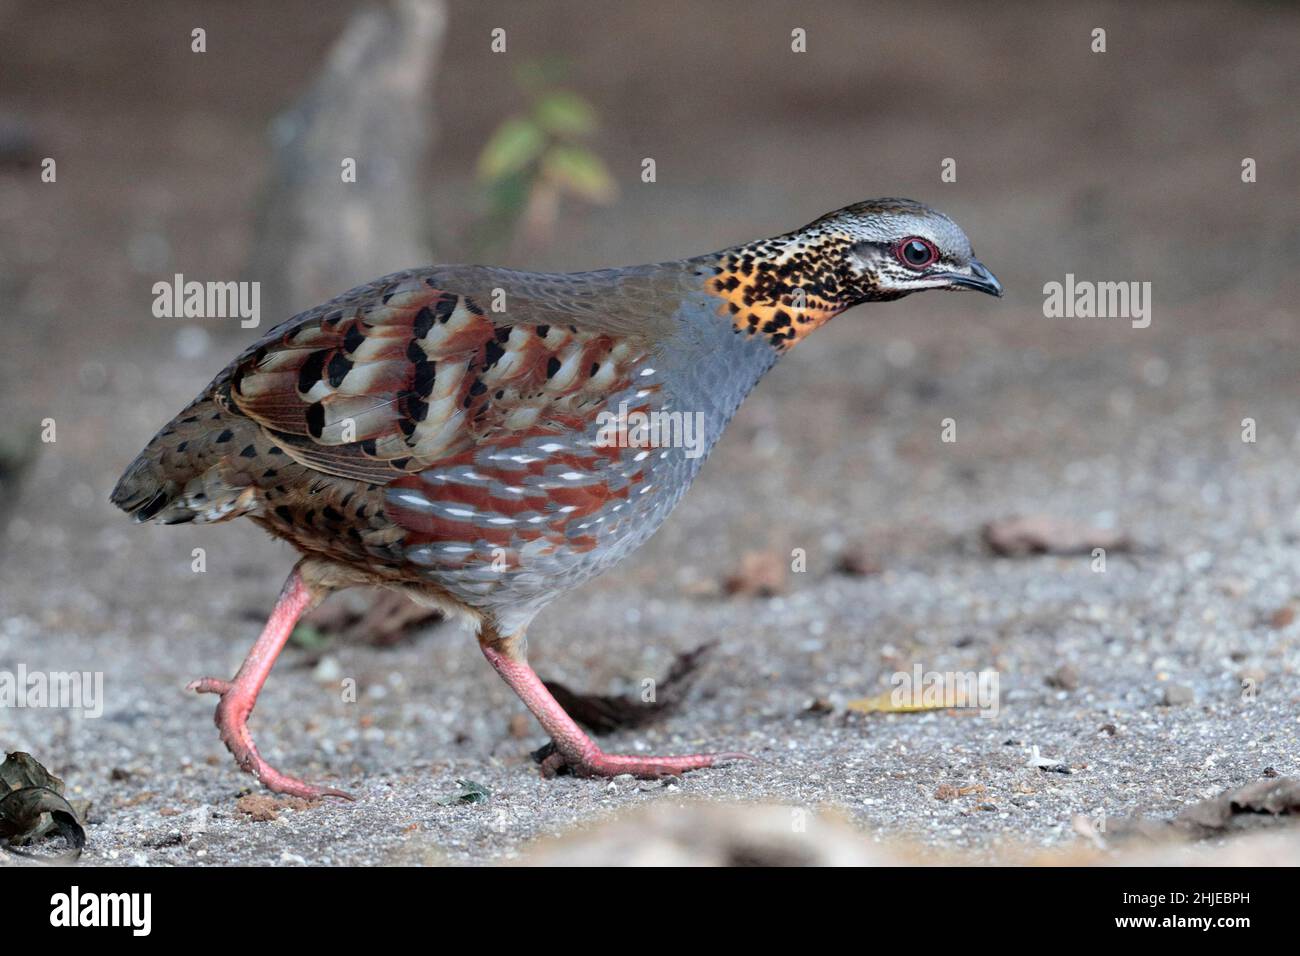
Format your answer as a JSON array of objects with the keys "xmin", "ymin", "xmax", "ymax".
[{"xmin": 401, "ymin": 289, "xmax": 778, "ymax": 623}]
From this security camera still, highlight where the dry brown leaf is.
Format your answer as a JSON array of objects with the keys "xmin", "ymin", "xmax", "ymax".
[
  {"xmin": 722, "ymin": 551, "xmax": 787, "ymax": 597},
  {"xmin": 1268, "ymin": 605, "xmax": 1296, "ymax": 629},
  {"xmin": 835, "ymin": 546, "xmax": 882, "ymax": 577},
  {"xmin": 982, "ymin": 514, "xmax": 1131, "ymax": 557},
  {"xmin": 236, "ymin": 793, "xmax": 316, "ymax": 821},
  {"xmin": 1106, "ymin": 776, "xmax": 1300, "ymax": 843},
  {"xmin": 846, "ymin": 690, "xmax": 950, "ymax": 714},
  {"xmin": 542, "ymin": 644, "xmax": 714, "ymax": 735}
]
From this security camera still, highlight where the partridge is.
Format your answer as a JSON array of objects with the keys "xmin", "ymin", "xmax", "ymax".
[{"xmin": 112, "ymin": 198, "xmax": 1002, "ymax": 798}]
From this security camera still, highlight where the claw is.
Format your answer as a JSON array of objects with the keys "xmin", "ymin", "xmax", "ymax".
[
  {"xmin": 485, "ymin": 642, "xmax": 752, "ymax": 783},
  {"xmin": 188, "ymin": 567, "xmax": 353, "ymax": 800},
  {"xmin": 187, "ymin": 676, "xmax": 232, "ymax": 695},
  {"xmin": 189, "ymin": 677, "xmax": 355, "ymax": 800},
  {"xmin": 557, "ymin": 747, "xmax": 753, "ymax": 779}
]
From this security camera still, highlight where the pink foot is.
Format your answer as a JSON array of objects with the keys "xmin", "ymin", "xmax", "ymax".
[
  {"xmin": 537, "ymin": 742, "xmax": 753, "ymax": 779},
  {"xmin": 188, "ymin": 677, "xmax": 354, "ymax": 801},
  {"xmin": 188, "ymin": 567, "xmax": 353, "ymax": 801},
  {"xmin": 480, "ymin": 641, "xmax": 752, "ymax": 782}
]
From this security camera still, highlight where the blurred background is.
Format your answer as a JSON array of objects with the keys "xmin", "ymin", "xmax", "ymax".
[{"xmin": 0, "ymin": 1, "xmax": 1298, "ymax": 864}]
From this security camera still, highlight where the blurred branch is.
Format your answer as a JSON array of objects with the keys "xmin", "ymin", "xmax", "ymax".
[{"xmin": 248, "ymin": 0, "xmax": 447, "ymax": 320}]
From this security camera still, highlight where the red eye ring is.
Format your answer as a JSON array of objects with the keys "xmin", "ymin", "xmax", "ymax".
[{"xmin": 895, "ymin": 236, "xmax": 938, "ymax": 269}]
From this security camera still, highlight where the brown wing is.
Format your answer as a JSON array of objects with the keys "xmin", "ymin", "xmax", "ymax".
[{"xmin": 225, "ymin": 269, "xmax": 660, "ymax": 486}]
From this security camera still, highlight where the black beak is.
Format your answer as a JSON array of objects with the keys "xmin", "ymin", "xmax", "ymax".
[{"xmin": 944, "ymin": 259, "xmax": 1003, "ymax": 297}]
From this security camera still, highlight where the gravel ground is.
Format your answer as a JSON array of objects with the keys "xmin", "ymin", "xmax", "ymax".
[
  {"xmin": 1, "ymin": 0, "xmax": 1298, "ymax": 865},
  {"xmin": 3, "ymin": 317, "xmax": 1299, "ymax": 865}
]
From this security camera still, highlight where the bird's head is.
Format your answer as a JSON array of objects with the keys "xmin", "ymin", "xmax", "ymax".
[
  {"xmin": 707, "ymin": 197, "xmax": 1001, "ymax": 350},
  {"xmin": 821, "ymin": 198, "xmax": 1003, "ymax": 302}
]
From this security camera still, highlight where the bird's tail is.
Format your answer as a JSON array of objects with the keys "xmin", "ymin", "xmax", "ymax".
[{"xmin": 110, "ymin": 392, "xmax": 261, "ymax": 525}]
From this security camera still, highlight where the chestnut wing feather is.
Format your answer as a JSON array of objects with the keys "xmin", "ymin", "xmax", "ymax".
[{"xmin": 225, "ymin": 267, "xmax": 672, "ymax": 486}]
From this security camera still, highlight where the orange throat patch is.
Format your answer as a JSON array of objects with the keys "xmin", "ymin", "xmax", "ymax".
[{"xmin": 702, "ymin": 232, "xmax": 857, "ymax": 350}]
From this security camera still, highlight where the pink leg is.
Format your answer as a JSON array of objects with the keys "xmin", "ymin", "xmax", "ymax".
[
  {"xmin": 482, "ymin": 644, "xmax": 752, "ymax": 779},
  {"xmin": 188, "ymin": 566, "xmax": 353, "ymax": 800}
]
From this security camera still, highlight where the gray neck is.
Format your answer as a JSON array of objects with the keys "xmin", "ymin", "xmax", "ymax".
[{"xmin": 655, "ymin": 288, "xmax": 781, "ymax": 462}]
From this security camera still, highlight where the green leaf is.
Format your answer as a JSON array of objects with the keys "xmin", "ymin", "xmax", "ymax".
[
  {"xmin": 541, "ymin": 145, "xmax": 616, "ymax": 203},
  {"xmin": 436, "ymin": 779, "xmax": 492, "ymax": 806},
  {"xmin": 534, "ymin": 91, "xmax": 596, "ymax": 137},
  {"xmin": 478, "ymin": 117, "xmax": 546, "ymax": 182},
  {"xmin": 290, "ymin": 623, "xmax": 331, "ymax": 650},
  {"xmin": 514, "ymin": 57, "xmax": 571, "ymax": 91}
]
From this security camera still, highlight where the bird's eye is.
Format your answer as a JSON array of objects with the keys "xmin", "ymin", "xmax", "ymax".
[{"xmin": 895, "ymin": 237, "xmax": 938, "ymax": 269}]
